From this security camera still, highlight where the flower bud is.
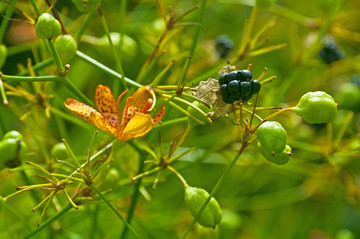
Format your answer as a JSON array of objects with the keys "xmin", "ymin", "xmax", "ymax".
[
  {"xmin": 336, "ymin": 82, "xmax": 360, "ymax": 112},
  {"xmin": 259, "ymin": 143, "xmax": 292, "ymax": 165},
  {"xmin": 51, "ymin": 142, "xmax": 69, "ymax": 160},
  {"xmin": 72, "ymin": 0, "xmax": 101, "ymax": 12},
  {"xmin": 35, "ymin": 13, "xmax": 62, "ymax": 39},
  {"xmin": 256, "ymin": 121, "xmax": 287, "ymax": 154},
  {"xmin": 293, "ymin": 91, "xmax": 338, "ymax": 124},
  {"xmin": 0, "ymin": 44, "xmax": 7, "ymax": 68},
  {"xmin": 0, "ymin": 138, "xmax": 27, "ymax": 170},
  {"xmin": 55, "ymin": 35, "xmax": 78, "ymax": 63},
  {"xmin": 184, "ymin": 186, "xmax": 222, "ymax": 228},
  {"xmin": 3, "ymin": 130, "xmax": 23, "ymax": 141}
]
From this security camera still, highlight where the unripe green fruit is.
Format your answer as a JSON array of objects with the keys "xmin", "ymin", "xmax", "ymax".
[
  {"xmin": 3, "ymin": 130, "xmax": 23, "ymax": 141},
  {"xmin": 184, "ymin": 186, "xmax": 222, "ymax": 228},
  {"xmin": 187, "ymin": 101, "xmax": 211, "ymax": 127},
  {"xmin": 55, "ymin": 35, "xmax": 78, "ymax": 63},
  {"xmin": 256, "ymin": 121, "xmax": 287, "ymax": 154},
  {"xmin": 293, "ymin": 91, "xmax": 338, "ymax": 124},
  {"xmin": 336, "ymin": 83, "xmax": 360, "ymax": 112},
  {"xmin": 0, "ymin": 44, "xmax": 7, "ymax": 68},
  {"xmin": 255, "ymin": 0, "xmax": 277, "ymax": 10},
  {"xmin": 51, "ymin": 143, "xmax": 69, "ymax": 160},
  {"xmin": 98, "ymin": 33, "xmax": 138, "ymax": 61},
  {"xmin": 72, "ymin": 0, "xmax": 101, "ymax": 12},
  {"xmin": 259, "ymin": 143, "xmax": 292, "ymax": 165},
  {"xmin": 0, "ymin": 138, "xmax": 27, "ymax": 170},
  {"xmin": 36, "ymin": 13, "xmax": 62, "ymax": 39}
]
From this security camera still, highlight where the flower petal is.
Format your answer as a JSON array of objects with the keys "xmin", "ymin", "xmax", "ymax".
[
  {"xmin": 129, "ymin": 86, "xmax": 153, "ymax": 112},
  {"xmin": 90, "ymin": 112, "xmax": 117, "ymax": 138},
  {"xmin": 64, "ymin": 98, "xmax": 101, "ymax": 123},
  {"xmin": 119, "ymin": 113, "xmax": 154, "ymax": 141},
  {"xmin": 152, "ymin": 106, "xmax": 166, "ymax": 125},
  {"xmin": 94, "ymin": 85, "xmax": 119, "ymax": 128}
]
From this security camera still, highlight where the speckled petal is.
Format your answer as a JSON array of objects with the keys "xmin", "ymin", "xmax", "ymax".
[
  {"xmin": 90, "ymin": 112, "xmax": 117, "ymax": 137},
  {"xmin": 119, "ymin": 113, "xmax": 153, "ymax": 141},
  {"xmin": 94, "ymin": 85, "xmax": 118, "ymax": 128},
  {"xmin": 64, "ymin": 98, "xmax": 101, "ymax": 123},
  {"xmin": 152, "ymin": 106, "xmax": 166, "ymax": 125}
]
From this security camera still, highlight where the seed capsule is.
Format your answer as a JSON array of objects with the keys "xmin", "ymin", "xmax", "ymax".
[{"xmin": 184, "ymin": 186, "xmax": 222, "ymax": 228}]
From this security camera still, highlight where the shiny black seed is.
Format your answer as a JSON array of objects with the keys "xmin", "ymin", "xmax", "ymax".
[
  {"xmin": 228, "ymin": 80, "xmax": 240, "ymax": 96},
  {"xmin": 219, "ymin": 84, "xmax": 229, "ymax": 98},
  {"xmin": 238, "ymin": 70, "xmax": 252, "ymax": 82},
  {"xmin": 219, "ymin": 74, "xmax": 227, "ymax": 85},
  {"xmin": 251, "ymin": 80, "xmax": 261, "ymax": 94},
  {"xmin": 240, "ymin": 81, "xmax": 252, "ymax": 97}
]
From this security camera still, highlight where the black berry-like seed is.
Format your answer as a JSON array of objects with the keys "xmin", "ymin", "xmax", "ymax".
[
  {"xmin": 226, "ymin": 71, "xmax": 238, "ymax": 83},
  {"xmin": 238, "ymin": 70, "xmax": 252, "ymax": 82},
  {"xmin": 219, "ymin": 74, "xmax": 227, "ymax": 85},
  {"xmin": 240, "ymin": 81, "xmax": 252, "ymax": 98},
  {"xmin": 228, "ymin": 80, "xmax": 240, "ymax": 96},
  {"xmin": 251, "ymin": 80, "xmax": 261, "ymax": 94},
  {"xmin": 241, "ymin": 94, "xmax": 253, "ymax": 102},
  {"xmin": 219, "ymin": 84, "xmax": 229, "ymax": 99},
  {"xmin": 215, "ymin": 35, "xmax": 233, "ymax": 58}
]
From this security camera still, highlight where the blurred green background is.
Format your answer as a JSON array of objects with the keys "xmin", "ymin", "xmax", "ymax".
[{"xmin": 0, "ymin": 0, "xmax": 359, "ymax": 238}]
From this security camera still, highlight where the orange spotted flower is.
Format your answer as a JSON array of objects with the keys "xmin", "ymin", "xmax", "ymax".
[{"xmin": 64, "ymin": 85, "xmax": 165, "ymax": 141}]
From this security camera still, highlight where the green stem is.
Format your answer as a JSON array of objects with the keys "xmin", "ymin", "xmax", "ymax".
[
  {"xmin": 76, "ymin": 10, "xmax": 97, "ymax": 41},
  {"xmin": 24, "ymin": 204, "xmax": 72, "ymax": 239},
  {"xmin": 90, "ymin": 204, "xmax": 100, "ymax": 239},
  {"xmin": 1, "ymin": 74, "xmax": 60, "ymax": 82},
  {"xmin": 120, "ymin": 142, "xmax": 145, "ymax": 239},
  {"xmin": 181, "ymin": 142, "xmax": 249, "ymax": 239},
  {"xmin": 75, "ymin": 51, "xmax": 141, "ymax": 88},
  {"xmin": 16, "ymin": 59, "xmax": 53, "ymax": 76},
  {"xmin": 180, "ymin": 0, "xmax": 207, "ymax": 84},
  {"xmin": 90, "ymin": 184, "xmax": 140, "ymax": 239},
  {"xmin": 98, "ymin": 6, "xmax": 127, "ymax": 94},
  {"xmin": 0, "ymin": 79, "xmax": 8, "ymax": 105},
  {"xmin": 47, "ymin": 39, "xmax": 63, "ymax": 70},
  {"xmin": 0, "ymin": 0, "xmax": 18, "ymax": 43},
  {"xmin": 29, "ymin": 0, "xmax": 42, "ymax": 17}
]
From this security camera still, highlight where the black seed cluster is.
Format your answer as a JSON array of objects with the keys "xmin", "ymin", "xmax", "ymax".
[
  {"xmin": 319, "ymin": 38, "xmax": 344, "ymax": 64},
  {"xmin": 219, "ymin": 70, "xmax": 261, "ymax": 104},
  {"xmin": 215, "ymin": 35, "xmax": 233, "ymax": 58}
]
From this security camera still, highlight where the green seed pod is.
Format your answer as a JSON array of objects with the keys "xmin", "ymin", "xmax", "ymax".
[
  {"xmin": 187, "ymin": 101, "xmax": 211, "ymax": 127},
  {"xmin": 72, "ymin": 0, "xmax": 101, "ymax": 12},
  {"xmin": 0, "ymin": 138, "xmax": 27, "ymax": 170},
  {"xmin": 98, "ymin": 33, "xmax": 138, "ymax": 61},
  {"xmin": 336, "ymin": 83, "xmax": 360, "ymax": 112},
  {"xmin": 54, "ymin": 35, "xmax": 78, "ymax": 63},
  {"xmin": 293, "ymin": 91, "xmax": 338, "ymax": 124},
  {"xmin": 259, "ymin": 143, "xmax": 292, "ymax": 165},
  {"xmin": 3, "ymin": 130, "xmax": 23, "ymax": 141},
  {"xmin": 35, "ymin": 13, "xmax": 62, "ymax": 39},
  {"xmin": 184, "ymin": 186, "xmax": 222, "ymax": 228},
  {"xmin": 256, "ymin": 121, "xmax": 287, "ymax": 155},
  {"xmin": 0, "ymin": 44, "xmax": 7, "ymax": 68},
  {"xmin": 51, "ymin": 142, "xmax": 69, "ymax": 160},
  {"xmin": 255, "ymin": 0, "xmax": 277, "ymax": 10}
]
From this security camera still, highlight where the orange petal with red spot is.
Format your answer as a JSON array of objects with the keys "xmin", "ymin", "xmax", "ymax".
[
  {"xmin": 94, "ymin": 85, "xmax": 118, "ymax": 128},
  {"xmin": 119, "ymin": 113, "xmax": 153, "ymax": 141},
  {"xmin": 153, "ymin": 106, "xmax": 165, "ymax": 125},
  {"xmin": 90, "ymin": 112, "xmax": 117, "ymax": 137},
  {"xmin": 64, "ymin": 98, "xmax": 101, "ymax": 123}
]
